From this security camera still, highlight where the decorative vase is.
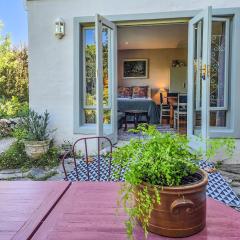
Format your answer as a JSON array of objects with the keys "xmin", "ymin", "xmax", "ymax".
[
  {"xmin": 24, "ymin": 140, "xmax": 50, "ymax": 159},
  {"xmin": 137, "ymin": 169, "xmax": 208, "ymax": 238}
]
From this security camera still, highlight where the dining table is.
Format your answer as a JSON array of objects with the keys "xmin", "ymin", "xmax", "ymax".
[{"xmin": 0, "ymin": 181, "xmax": 240, "ymax": 240}]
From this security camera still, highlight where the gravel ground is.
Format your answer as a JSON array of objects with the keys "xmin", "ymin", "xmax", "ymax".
[{"xmin": 0, "ymin": 137, "xmax": 15, "ymax": 154}]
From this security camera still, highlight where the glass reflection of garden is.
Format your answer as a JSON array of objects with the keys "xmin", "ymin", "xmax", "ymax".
[{"xmin": 84, "ymin": 28, "xmax": 111, "ymax": 124}]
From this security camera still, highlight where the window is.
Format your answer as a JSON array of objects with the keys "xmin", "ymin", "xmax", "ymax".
[
  {"xmin": 82, "ymin": 27, "xmax": 111, "ymax": 125},
  {"xmin": 194, "ymin": 18, "xmax": 230, "ymax": 128},
  {"xmin": 210, "ymin": 18, "xmax": 230, "ymax": 127}
]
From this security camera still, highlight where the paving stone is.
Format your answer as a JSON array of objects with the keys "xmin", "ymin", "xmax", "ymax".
[
  {"xmin": 220, "ymin": 164, "xmax": 240, "ymax": 175},
  {"xmin": 219, "ymin": 170, "xmax": 240, "ymax": 182},
  {"xmin": 0, "ymin": 171, "xmax": 29, "ymax": 180}
]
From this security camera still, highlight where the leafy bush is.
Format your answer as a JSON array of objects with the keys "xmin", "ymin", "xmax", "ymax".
[
  {"xmin": 0, "ymin": 141, "xmax": 60, "ymax": 170},
  {"xmin": 0, "ymin": 141, "xmax": 29, "ymax": 170},
  {"xmin": 112, "ymin": 124, "xmax": 235, "ymax": 239},
  {"xmin": 0, "ymin": 97, "xmax": 29, "ymax": 119},
  {"xmin": 0, "ymin": 24, "xmax": 28, "ymax": 102},
  {"xmin": 16, "ymin": 110, "xmax": 54, "ymax": 141}
]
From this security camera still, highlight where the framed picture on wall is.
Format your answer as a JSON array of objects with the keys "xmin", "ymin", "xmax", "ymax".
[{"xmin": 123, "ymin": 59, "xmax": 148, "ymax": 79}]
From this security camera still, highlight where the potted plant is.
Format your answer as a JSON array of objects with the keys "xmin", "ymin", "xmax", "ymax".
[
  {"xmin": 17, "ymin": 110, "xmax": 54, "ymax": 159},
  {"xmin": 112, "ymin": 124, "xmax": 234, "ymax": 239}
]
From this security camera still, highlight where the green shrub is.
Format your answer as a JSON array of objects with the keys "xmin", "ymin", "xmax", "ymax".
[
  {"xmin": 0, "ymin": 97, "xmax": 29, "ymax": 119},
  {"xmin": 0, "ymin": 141, "xmax": 60, "ymax": 170},
  {"xmin": 0, "ymin": 25, "xmax": 29, "ymax": 102},
  {"xmin": 0, "ymin": 141, "xmax": 29, "ymax": 170},
  {"xmin": 16, "ymin": 109, "xmax": 55, "ymax": 141}
]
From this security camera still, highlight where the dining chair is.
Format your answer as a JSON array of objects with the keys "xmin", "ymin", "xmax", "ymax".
[
  {"xmin": 160, "ymin": 92, "xmax": 170, "ymax": 124},
  {"xmin": 61, "ymin": 136, "xmax": 113, "ymax": 181},
  {"xmin": 174, "ymin": 94, "xmax": 187, "ymax": 131}
]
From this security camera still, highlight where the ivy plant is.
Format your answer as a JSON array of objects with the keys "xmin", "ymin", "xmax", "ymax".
[{"xmin": 112, "ymin": 124, "xmax": 235, "ymax": 239}]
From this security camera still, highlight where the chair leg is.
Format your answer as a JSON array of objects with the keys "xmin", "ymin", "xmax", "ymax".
[
  {"xmin": 124, "ymin": 114, "xmax": 127, "ymax": 131},
  {"xmin": 177, "ymin": 115, "xmax": 180, "ymax": 132},
  {"xmin": 160, "ymin": 108, "xmax": 162, "ymax": 125}
]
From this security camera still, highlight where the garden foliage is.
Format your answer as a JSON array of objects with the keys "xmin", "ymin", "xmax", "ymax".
[{"xmin": 112, "ymin": 124, "xmax": 235, "ymax": 239}]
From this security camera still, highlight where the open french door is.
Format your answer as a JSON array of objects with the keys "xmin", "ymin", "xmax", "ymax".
[
  {"xmin": 187, "ymin": 7, "xmax": 212, "ymax": 152},
  {"xmin": 95, "ymin": 14, "xmax": 118, "ymax": 144}
]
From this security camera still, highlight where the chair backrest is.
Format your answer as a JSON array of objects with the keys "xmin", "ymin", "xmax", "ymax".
[
  {"xmin": 179, "ymin": 94, "xmax": 187, "ymax": 104},
  {"xmin": 177, "ymin": 94, "xmax": 188, "ymax": 112},
  {"xmin": 167, "ymin": 92, "xmax": 178, "ymax": 105},
  {"xmin": 160, "ymin": 92, "xmax": 163, "ymax": 104},
  {"xmin": 62, "ymin": 136, "xmax": 113, "ymax": 181}
]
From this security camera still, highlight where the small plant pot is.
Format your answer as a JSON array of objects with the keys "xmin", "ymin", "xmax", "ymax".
[
  {"xmin": 61, "ymin": 143, "xmax": 73, "ymax": 153},
  {"xmin": 24, "ymin": 140, "xmax": 50, "ymax": 159},
  {"xmin": 137, "ymin": 169, "xmax": 208, "ymax": 238}
]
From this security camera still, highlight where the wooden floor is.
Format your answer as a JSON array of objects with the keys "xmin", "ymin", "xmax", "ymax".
[{"xmin": 0, "ymin": 181, "xmax": 239, "ymax": 240}]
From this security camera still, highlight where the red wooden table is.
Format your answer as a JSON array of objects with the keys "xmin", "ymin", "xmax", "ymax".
[
  {"xmin": 0, "ymin": 181, "xmax": 70, "ymax": 240},
  {"xmin": 31, "ymin": 182, "xmax": 240, "ymax": 240}
]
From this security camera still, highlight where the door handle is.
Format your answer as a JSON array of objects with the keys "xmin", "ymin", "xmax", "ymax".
[
  {"xmin": 201, "ymin": 64, "xmax": 211, "ymax": 80},
  {"xmin": 201, "ymin": 64, "xmax": 207, "ymax": 80}
]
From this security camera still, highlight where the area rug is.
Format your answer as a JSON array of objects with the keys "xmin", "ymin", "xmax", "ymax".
[
  {"xmin": 66, "ymin": 157, "xmax": 240, "ymax": 210},
  {"xmin": 118, "ymin": 125, "xmax": 176, "ymax": 141}
]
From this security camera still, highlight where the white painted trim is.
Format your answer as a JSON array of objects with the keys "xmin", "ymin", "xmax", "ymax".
[
  {"xmin": 95, "ymin": 14, "xmax": 104, "ymax": 136},
  {"xmin": 188, "ymin": 6, "xmax": 212, "ymax": 151}
]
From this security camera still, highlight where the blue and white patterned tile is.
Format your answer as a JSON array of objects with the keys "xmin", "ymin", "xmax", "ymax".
[{"xmin": 66, "ymin": 157, "xmax": 240, "ymax": 210}]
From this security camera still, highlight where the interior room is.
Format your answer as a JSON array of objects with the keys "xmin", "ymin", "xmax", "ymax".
[{"xmin": 117, "ymin": 23, "xmax": 188, "ymax": 139}]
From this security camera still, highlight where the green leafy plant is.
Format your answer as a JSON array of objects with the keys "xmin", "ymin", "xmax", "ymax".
[
  {"xmin": 0, "ymin": 140, "xmax": 60, "ymax": 171},
  {"xmin": 0, "ymin": 23, "xmax": 29, "ymax": 103},
  {"xmin": 16, "ymin": 109, "xmax": 54, "ymax": 141},
  {"xmin": 112, "ymin": 124, "xmax": 235, "ymax": 239},
  {"xmin": 0, "ymin": 97, "xmax": 29, "ymax": 119},
  {"xmin": 0, "ymin": 141, "xmax": 29, "ymax": 170}
]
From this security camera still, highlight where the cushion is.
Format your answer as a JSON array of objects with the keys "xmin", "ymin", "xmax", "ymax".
[
  {"xmin": 118, "ymin": 87, "xmax": 132, "ymax": 98},
  {"xmin": 132, "ymin": 86, "xmax": 148, "ymax": 98}
]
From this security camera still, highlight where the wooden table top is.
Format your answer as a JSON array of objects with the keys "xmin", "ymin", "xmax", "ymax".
[
  {"xmin": 0, "ymin": 181, "xmax": 70, "ymax": 240},
  {"xmin": 31, "ymin": 182, "xmax": 240, "ymax": 240}
]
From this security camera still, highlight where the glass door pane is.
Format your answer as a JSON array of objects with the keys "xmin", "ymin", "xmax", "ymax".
[
  {"xmin": 188, "ymin": 7, "xmax": 212, "ymax": 151},
  {"xmin": 95, "ymin": 14, "xmax": 117, "ymax": 143},
  {"xmin": 210, "ymin": 18, "xmax": 229, "ymax": 127},
  {"xmin": 193, "ymin": 20, "xmax": 203, "ymax": 137}
]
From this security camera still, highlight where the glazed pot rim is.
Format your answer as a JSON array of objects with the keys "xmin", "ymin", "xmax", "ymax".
[{"xmin": 140, "ymin": 169, "xmax": 208, "ymax": 191}]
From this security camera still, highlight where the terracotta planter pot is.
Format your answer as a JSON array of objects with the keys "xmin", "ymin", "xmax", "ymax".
[
  {"xmin": 137, "ymin": 169, "xmax": 208, "ymax": 238},
  {"xmin": 24, "ymin": 140, "xmax": 50, "ymax": 159}
]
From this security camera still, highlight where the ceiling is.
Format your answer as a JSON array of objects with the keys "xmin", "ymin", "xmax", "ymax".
[{"xmin": 117, "ymin": 24, "xmax": 188, "ymax": 50}]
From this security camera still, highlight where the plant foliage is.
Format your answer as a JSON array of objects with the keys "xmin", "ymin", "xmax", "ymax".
[
  {"xmin": 112, "ymin": 124, "xmax": 235, "ymax": 239},
  {"xmin": 0, "ymin": 24, "xmax": 28, "ymax": 102},
  {"xmin": 15, "ymin": 110, "xmax": 53, "ymax": 141},
  {"xmin": 0, "ymin": 96, "xmax": 29, "ymax": 119},
  {"xmin": 0, "ymin": 141, "xmax": 60, "ymax": 171}
]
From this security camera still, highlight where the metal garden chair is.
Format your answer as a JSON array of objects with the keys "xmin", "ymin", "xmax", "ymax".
[{"xmin": 61, "ymin": 136, "xmax": 113, "ymax": 181}]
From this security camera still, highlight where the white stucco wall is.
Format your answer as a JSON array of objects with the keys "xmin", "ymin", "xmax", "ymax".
[{"xmin": 26, "ymin": 0, "xmax": 240, "ymax": 160}]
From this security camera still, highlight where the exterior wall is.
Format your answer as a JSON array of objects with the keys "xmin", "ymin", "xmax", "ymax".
[
  {"xmin": 118, "ymin": 48, "xmax": 187, "ymax": 91},
  {"xmin": 26, "ymin": 0, "xmax": 240, "ymax": 160}
]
